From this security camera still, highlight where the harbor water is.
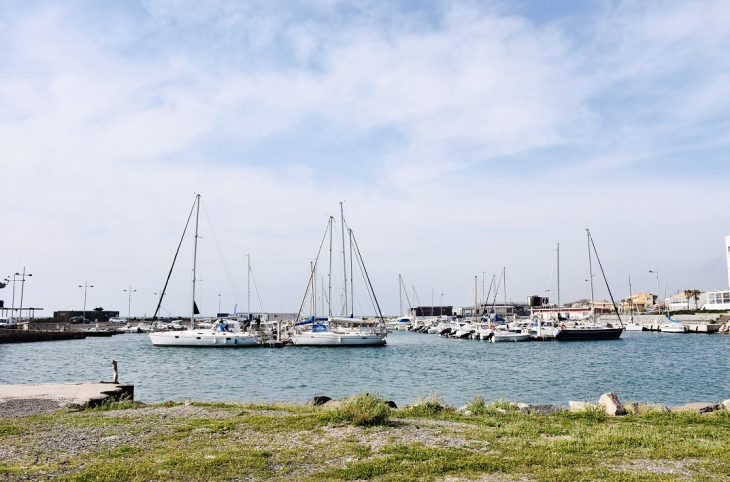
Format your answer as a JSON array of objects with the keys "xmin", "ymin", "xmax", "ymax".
[{"xmin": 1, "ymin": 331, "xmax": 728, "ymax": 407}]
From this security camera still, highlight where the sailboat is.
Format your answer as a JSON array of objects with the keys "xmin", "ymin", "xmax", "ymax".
[
  {"xmin": 288, "ymin": 204, "xmax": 387, "ymax": 346},
  {"xmin": 490, "ymin": 268, "xmax": 531, "ymax": 342},
  {"xmin": 624, "ymin": 277, "xmax": 644, "ymax": 331},
  {"xmin": 554, "ymin": 229, "xmax": 623, "ymax": 341},
  {"xmin": 149, "ymin": 194, "xmax": 260, "ymax": 347},
  {"xmin": 659, "ymin": 315, "xmax": 688, "ymax": 333}
]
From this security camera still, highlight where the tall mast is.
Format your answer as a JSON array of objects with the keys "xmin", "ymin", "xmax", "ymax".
[
  {"xmin": 310, "ymin": 261, "xmax": 315, "ymax": 317},
  {"xmin": 191, "ymin": 193, "xmax": 201, "ymax": 328},
  {"xmin": 340, "ymin": 202, "xmax": 347, "ymax": 317},
  {"xmin": 399, "ymin": 274, "xmax": 403, "ymax": 317},
  {"xmin": 247, "ymin": 254, "xmax": 251, "ymax": 320},
  {"xmin": 349, "ymin": 228, "xmax": 354, "ymax": 317},
  {"xmin": 557, "ymin": 243, "xmax": 561, "ymax": 312},
  {"xmin": 474, "ymin": 275, "xmax": 478, "ymax": 322},
  {"xmin": 503, "ymin": 267, "xmax": 507, "ymax": 321},
  {"xmin": 328, "ymin": 216, "xmax": 333, "ymax": 317},
  {"xmin": 587, "ymin": 229, "xmax": 596, "ymax": 316}
]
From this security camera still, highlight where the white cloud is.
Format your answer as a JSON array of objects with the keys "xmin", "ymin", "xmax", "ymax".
[{"xmin": 1, "ymin": 0, "xmax": 729, "ymax": 317}]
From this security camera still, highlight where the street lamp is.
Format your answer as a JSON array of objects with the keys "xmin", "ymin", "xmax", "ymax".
[
  {"xmin": 124, "ymin": 286, "xmax": 137, "ymax": 319},
  {"xmin": 18, "ymin": 268, "xmax": 32, "ymax": 321},
  {"xmin": 79, "ymin": 282, "xmax": 94, "ymax": 322},
  {"xmin": 649, "ymin": 269, "xmax": 660, "ymax": 314},
  {"xmin": 9, "ymin": 273, "xmax": 19, "ymax": 322}
]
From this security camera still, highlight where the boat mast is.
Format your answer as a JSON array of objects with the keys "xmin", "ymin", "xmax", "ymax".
[
  {"xmin": 340, "ymin": 202, "xmax": 347, "ymax": 317},
  {"xmin": 503, "ymin": 267, "xmax": 507, "ymax": 321},
  {"xmin": 191, "ymin": 194, "xmax": 201, "ymax": 329},
  {"xmin": 474, "ymin": 276, "xmax": 478, "ymax": 322},
  {"xmin": 328, "ymin": 216, "xmax": 333, "ymax": 317},
  {"xmin": 247, "ymin": 254, "xmax": 251, "ymax": 321},
  {"xmin": 629, "ymin": 276, "xmax": 634, "ymax": 323},
  {"xmin": 557, "ymin": 243, "xmax": 560, "ymax": 316},
  {"xmin": 399, "ymin": 274, "xmax": 403, "ymax": 318},
  {"xmin": 349, "ymin": 228, "xmax": 354, "ymax": 317},
  {"xmin": 587, "ymin": 229, "xmax": 596, "ymax": 318}
]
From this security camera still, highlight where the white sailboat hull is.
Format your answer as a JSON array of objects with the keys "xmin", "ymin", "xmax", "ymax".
[
  {"xmin": 659, "ymin": 324, "xmax": 687, "ymax": 333},
  {"xmin": 290, "ymin": 332, "xmax": 386, "ymax": 346},
  {"xmin": 624, "ymin": 324, "xmax": 644, "ymax": 331},
  {"xmin": 149, "ymin": 331, "xmax": 260, "ymax": 347}
]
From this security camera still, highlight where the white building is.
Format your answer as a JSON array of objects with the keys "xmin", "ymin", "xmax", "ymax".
[
  {"xmin": 726, "ymin": 235, "xmax": 730, "ymax": 287},
  {"xmin": 701, "ymin": 289, "xmax": 730, "ymax": 310}
]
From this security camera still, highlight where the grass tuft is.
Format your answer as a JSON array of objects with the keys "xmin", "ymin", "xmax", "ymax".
[
  {"xmin": 328, "ymin": 393, "xmax": 392, "ymax": 426},
  {"xmin": 404, "ymin": 392, "xmax": 453, "ymax": 417}
]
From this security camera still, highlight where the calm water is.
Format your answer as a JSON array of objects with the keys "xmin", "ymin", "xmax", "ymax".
[{"xmin": 1, "ymin": 331, "xmax": 728, "ymax": 407}]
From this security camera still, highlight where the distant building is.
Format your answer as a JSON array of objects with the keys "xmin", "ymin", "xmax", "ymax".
[
  {"xmin": 701, "ymin": 289, "xmax": 730, "ymax": 310},
  {"xmin": 621, "ymin": 292, "xmax": 656, "ymax": 312},
  {"xmin": 531, "ymin": 306, "xmax": 614, "ymax": 320},
  {"xmin": 726, "ymin": 235, "xmax": 730, "ymax": 287},
  {"xmin": 54, "ymin": 310, "xmax": 120, "ymax": 322}
]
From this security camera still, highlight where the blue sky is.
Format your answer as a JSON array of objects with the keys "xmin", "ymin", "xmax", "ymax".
[{"xmin": 1, "ymin": 0, "xmax": 729, "ymax": 317}]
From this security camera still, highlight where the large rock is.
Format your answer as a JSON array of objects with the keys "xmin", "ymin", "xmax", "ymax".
[
  {"xmin": 306, "ymin": 396, "xmax": 332, "ymax": 407},
  {"xmin": 670, "ymin": 402, "xmax": 720, "ymax": 414},
  {"xmin": 516, "ymin": 403, "xmax": 564, "ymax": 415},
  {"xmin": 722, "ymin": 400, "xmax": 730, "ymax": 411},
  {"xmin": 623, "ymin": 402, "xmax": 669, "ymax": 415},
  {"xmin": 598, "ymin": 392, "xmax": 626, "ymax": 416}
]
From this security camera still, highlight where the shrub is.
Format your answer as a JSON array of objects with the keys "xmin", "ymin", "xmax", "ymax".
[
  {"xmin": 466, "ymin": 393, "xmax": 486, "ymax": 415},
  {"xmin": 408, "ymin": 393, "xmax": 451, "ymax": 417},
  {"xmin": 332, "ymin": 393, "xmax": 391, "ymax": 426}
]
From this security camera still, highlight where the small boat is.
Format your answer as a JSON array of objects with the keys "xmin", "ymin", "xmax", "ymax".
[
  {"xmin": 81, "ymin": 326, "xmax": 114, "ymax": 337},
  {"xmin": 659, "ymin": 316, "xmax": 688, "ymax": 333},
  {"xmin": 490, "ymin": 325, "xmax": 531, "ymax": 342}
]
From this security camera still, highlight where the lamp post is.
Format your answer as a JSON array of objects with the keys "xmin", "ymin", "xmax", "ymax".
[
  {"xmin": 649, "ymin": 269, "xmax": 660, "ymax": 314},
  {"xmin": 124, "ymin": 286, "xmax": 136, "ymax": 319},
  {"xmin": 18, "ymin": 268, "xmax": 32, "ymax": 321},
  {"xmin": 9, "ymin": 273, "xmax": 19, "ymax": 321},
  {"xmin": 79, "ymin": 282, "xmax": 94, "ymax": 322}
]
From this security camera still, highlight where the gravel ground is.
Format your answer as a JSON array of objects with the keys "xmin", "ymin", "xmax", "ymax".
[{"xmin": 0, "ymin": 399, "xmax": 64, "ymax": 419}]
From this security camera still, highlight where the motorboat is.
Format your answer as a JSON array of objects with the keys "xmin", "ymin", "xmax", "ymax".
[{"xmin": 490, "ymin": 325, "xmax": 531, "ymax": 342}]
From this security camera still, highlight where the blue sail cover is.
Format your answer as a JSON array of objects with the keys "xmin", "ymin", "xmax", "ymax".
[
  {"xmin": 667, "ymin": 315, "xmax": 683, "ymax": 323},
  {"xmin": 312, "ymin": 323, "xmax": 328, "ymax": 332}
]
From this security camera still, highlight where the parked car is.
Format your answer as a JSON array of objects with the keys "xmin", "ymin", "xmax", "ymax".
[
  {"xmin": 0, "ymin": 318, "xmax": 18, "ymax": 329},
  {"xmin": 108, "ymin": 317, "xmax": 127, "ymax": 324},
  {"xmin": 69, "ymin": 316, "xmax": 90, "ymax": 324}
]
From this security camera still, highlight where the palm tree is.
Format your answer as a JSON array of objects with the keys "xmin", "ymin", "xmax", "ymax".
[{"xmin": 683, "ymin": 289, "xmax": 702, "ymax": 310}]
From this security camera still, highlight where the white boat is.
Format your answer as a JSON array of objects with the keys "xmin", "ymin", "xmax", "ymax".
[
  {"xmin": 490, "ymin": 326, "xmax": 531, "ymax": 342},
  {"xmin": 148, "ymin": 194, "xmax": 261, "ymax": 348},
  {"xmin": 288, "ymin": 204, "xmax": 387, "ymax": 347},
  {"xmin": 659, "ymin": 316, "xmax": 688, "ymax": 333},
  {"xmin": 290, "ymin": 317, "xmax": 386, "ymax": 346},
  {"xmin": 624, "ymin": 323, "xmax": 644, "ymax": 331},
  {"xmin": 149, "ymin": 319, "xmax": 260, "ymax": 347}
]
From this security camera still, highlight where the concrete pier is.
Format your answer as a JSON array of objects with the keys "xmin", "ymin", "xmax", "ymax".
[
  {"xmin": 0, "ymin": 328, "xmax": 86, "ymax": 343},
  {"xmin": 0, "ymin": 383, "xmax": 134, "ymax": 417}
]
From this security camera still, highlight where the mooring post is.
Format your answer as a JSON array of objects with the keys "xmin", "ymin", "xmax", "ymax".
[{"xmin": 111, "ymin": 360, "xmax": 118, "ymax": 384}]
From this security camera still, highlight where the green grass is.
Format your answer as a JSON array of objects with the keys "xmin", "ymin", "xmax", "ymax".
[{"xmin": 0, "ymin": 397, "xmax": 728, "ymax": 481}]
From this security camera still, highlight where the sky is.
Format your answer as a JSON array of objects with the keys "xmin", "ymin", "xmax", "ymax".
[{"xmin": 1, "ymin": 0, "xmax": 729, "ymax": 318}]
